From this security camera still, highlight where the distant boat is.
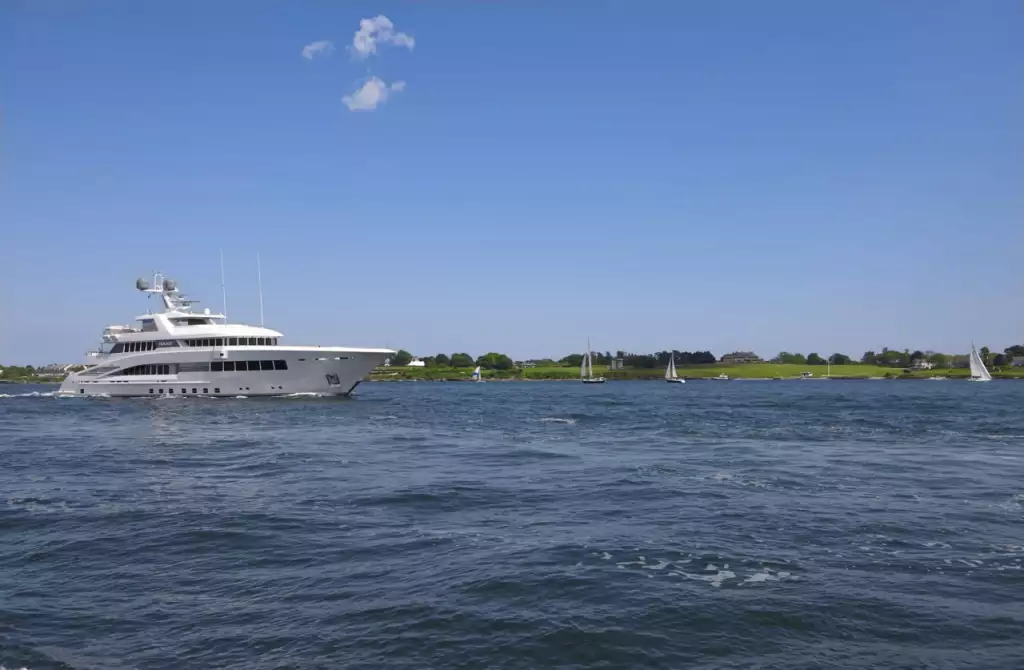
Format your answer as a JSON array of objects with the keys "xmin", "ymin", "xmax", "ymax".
[
  {"xmin": 665, "ymin": 353, "xmax": 685, "ymax": 384},
  {"xmin": 581, "ymin": 339, "xmax": 606, "ymax": 384},
  {"xmin": 712, "ymin": 373, "xmax": 729, "ymax": 381},
  {"xmin": 968, "ymin": 344, "xmax": 992, "ymax": 382},
  {"xmin": 471, "ymin": 366, "xmax": 482, "ymax": 382}
]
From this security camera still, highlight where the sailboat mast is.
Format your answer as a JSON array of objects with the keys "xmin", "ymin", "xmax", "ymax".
[{"xmin": 588, "ymin": 338, "xmax": 594, "ymax": 378}]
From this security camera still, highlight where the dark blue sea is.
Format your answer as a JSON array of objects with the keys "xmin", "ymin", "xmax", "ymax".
[{"xmin": 2, "ymin": 380, "xmax": 1023, "ymax": 669}]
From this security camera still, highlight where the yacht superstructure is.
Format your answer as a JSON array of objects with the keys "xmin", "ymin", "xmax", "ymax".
[{"xmin": 59, "ymin": 274, "xmax": 394, "ymax": 397}]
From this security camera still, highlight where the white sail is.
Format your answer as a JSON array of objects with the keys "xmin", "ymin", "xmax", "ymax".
[
  {"xmin": 580, "ymin": 352, "xmax": 587, "ymax": 379},
  {"xmin": 666, "ymin": 354, "xmax": 677, "ymax": 380},
  {"xmin": 969, "ymin": 345, "xmax": 992, "ymax": 381},
  {"xmin": 472, "ymin": 366, "xmax": 481, "ymax": 381}
]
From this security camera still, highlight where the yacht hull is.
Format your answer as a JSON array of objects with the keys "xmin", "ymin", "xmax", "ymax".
[{"xmin": 59, "ymin": 348, "xmax": 389, "ymax": 397}]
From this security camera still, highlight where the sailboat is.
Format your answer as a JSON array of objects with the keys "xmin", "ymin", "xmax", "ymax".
[
  {"xmin": 665, "ymin": 353, "xmax": 685, "ymax": 384},
  {"xmin": 471, "ymin": 366, "xmax": 483, "ymax": 382},
  {"xmin": 968, "ymin": 344, "xmax": 992, "ymax": 382},
  {"xmin": 581, "ymin": 339, "xmax": 606, "ymax": 384}
]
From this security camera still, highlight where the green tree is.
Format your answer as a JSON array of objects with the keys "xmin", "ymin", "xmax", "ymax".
[
  {"xmin": 560, "ymin": 353, "xmax": 584, "ymax": 368},
  {"xmin": 829, "ymin": 353, "xmax": 852, "ymax": 365},
  {"xmin": 476, "ymin": 352, "xmax": 515, "ymax": 370},
  {"xmin": 861, "ymin": 350, "xmax": 877, "ymax": 365},
  {"xmin": 910, "ymin": 350, "xmax": 925, "ymax": 362},
  {"xmin": 774, "ymin": 352, "xmax": 807, "ymax": 365},
  {"xmin": 980, "ymin": 346, "xmax": 991, "ymax": 365},
  {"xmin": 807, "ymin": 353, "xmax": 826, "ymax": 365},
  {"xmin": 1004, "ymin": 344, "xmax": 1024, "ymax": 357},
  {"xmin": 450, "ymin": 353, "xmax": 474, "ymax": 368},
  {"xmin": 927, "ymin": 352, "xmax": 950, "ymax": 367},
  {"xmin": 390, "ymin": 350, "xmax": 413, "ymax": 366},
  {"xmin": 434, "ymin": 353, "xmax": 450, "ymax": 366}
]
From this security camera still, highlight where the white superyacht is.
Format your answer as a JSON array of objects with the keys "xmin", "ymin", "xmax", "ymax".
[{"xmin": 60, "ymin": 274, "xmax": 394, "ymax": 397}]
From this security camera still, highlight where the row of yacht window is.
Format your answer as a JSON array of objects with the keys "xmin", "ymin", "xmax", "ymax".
[
  {"xmin": 184, "ymin": 337, "xmax": 278, "ymax": 347},
  {"xmin": 115, "ymin": 337, "xmax": 278, "ymax": 353},
  {"xmin": 115, "ymin": 361, "xmax": 288, "ymax": 376},
  {"xmin": 115, "ymin": 340, "xmax": 179, "ymax": 353}
]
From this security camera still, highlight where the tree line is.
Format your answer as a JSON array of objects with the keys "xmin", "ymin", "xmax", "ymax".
[{"xmin": 386, "ymin": 344, "xmax": 1024, "ymax": 370}]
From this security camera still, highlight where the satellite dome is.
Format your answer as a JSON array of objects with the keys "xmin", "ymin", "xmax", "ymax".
[
  {"xmin": 162, "ymin": 278, "xmax": 177, "ymax": 291},
  {"xmin": 136, "ymin": 278, "xmax": 150, "ymax": 291}
]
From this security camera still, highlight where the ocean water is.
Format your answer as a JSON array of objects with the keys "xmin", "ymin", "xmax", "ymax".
[{"xmin": 1, "ymin": 380, "xmax": 1023, "ymax": 669}]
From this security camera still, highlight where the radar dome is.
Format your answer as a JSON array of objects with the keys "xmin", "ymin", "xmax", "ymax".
[
  {"xmin": 162, "ymin": 278, "xmax": 177, "ymax": 291},
  {"xmin": 136, "ymin": 278, "xmax": 150, "ymax": 291}
]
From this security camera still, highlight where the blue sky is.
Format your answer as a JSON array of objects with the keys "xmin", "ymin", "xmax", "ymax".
[{"xmin": 2, "ymin": 0, "xmax": 1022, "ymax": 363}]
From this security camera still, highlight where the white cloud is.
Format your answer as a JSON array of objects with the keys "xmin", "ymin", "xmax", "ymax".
[
  {"xmin": 351, "ymin": 15, "xmax": 414, "ymax": 58},
  {"xmin": 342, "ymin": 77, "xmax": 406, "ymax": 111},
  {"xmin": 301, "ymin": 40, "xmax": 335, "ymax": 60}
]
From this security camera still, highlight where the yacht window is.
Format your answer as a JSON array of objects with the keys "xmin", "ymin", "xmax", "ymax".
[
  {"xmin": 141, "ymin": 319, "xmax": 157, "ymax": 332},
  {"xmin": 223, "ymin": 361, "xmax": 235, "ymax": 372},
  {"xmin": 260, "ymin": 360, "xmax": 273, "ymax": 371},
  {"xmin": 214, "ymin": 388, "xmax": 220, "ymax": 393},
  {"xmin": 203, "ymin": 388, "xmax": 208, "ymax": 394},
  {"xmin": 211, "ymin": 362, "xmax": 223, "ymax": 372},
  {"xmin": 159, "ymin": 389, "xmax": 164, "ymax": 394},
  {"xmin": 181, "ymin": 389, "xmax": 186, "ymax": 394},
  {"xmin": 110, "ymin": 344, "xmax": 124, "ymax": 354},
  {"xmin": 248, "ymin": 337, "xmax": 256, "ymax": 346},
  {"xmin": 169, "ymin": 388, "xmax": 173, "ymax": 394},
  {"xmin": 192, "ymin": 388, "xmax": 197, "ymax": 394},
  {"xmin": 274, "ymin": 360, "xmax": 287, "ymax": 370},
  {"xmin": 247, "ymin": 360, "xmax": 260, "ymax": 371},
  {"xmin": 162, "ymin": 365, "xmax": 170, "ymax": 375},
  {"xmin": 229, "ymin": 337, "xmax": 238, "ymax": 346},
  {"xmin": 215, "ymin": 338, "xmax": 223, "ymax": 347},
  {"xmin": 149, "ymin": 389, "xmax": 153, "ymax": 394},
  {"xmin": 254, "ymin": 337, "xmax": 262, "ymax": 346},
  {"xmin": 186, "ymin": 318, "xmax": 206, "ymax": 326}
]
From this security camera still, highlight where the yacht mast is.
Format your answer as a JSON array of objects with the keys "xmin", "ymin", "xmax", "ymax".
[
  {"xmin": 257, "ymin": 252, "xmax": 265, "ymax": 327},
  {"xmin": 220, "ymin": 250, "xmax": 228, "ymax": 323}
]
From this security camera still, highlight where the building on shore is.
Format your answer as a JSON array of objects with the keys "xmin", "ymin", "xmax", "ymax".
[{"xmin": 720, "ymin": 351, "xmax": 761, "ymax": 364}]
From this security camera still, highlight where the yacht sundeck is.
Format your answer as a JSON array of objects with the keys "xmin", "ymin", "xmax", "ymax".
[{"xmin": 60, "ymin": 274, "xmax": 394, "ymax": 397}]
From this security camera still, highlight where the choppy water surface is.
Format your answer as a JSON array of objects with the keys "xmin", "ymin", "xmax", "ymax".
[{"xmin": 2, "ymin": 381, "xmax": 1023, "ymax": 669}]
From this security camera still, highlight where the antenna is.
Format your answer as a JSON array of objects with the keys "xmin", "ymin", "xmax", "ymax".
[
  {"xmin": 220, "ymin": 250, "xmax": 228, "ymax": 323},
  {"xmin": 257, "ymin": 252, "xmax": 265, "ymax": 326}
]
